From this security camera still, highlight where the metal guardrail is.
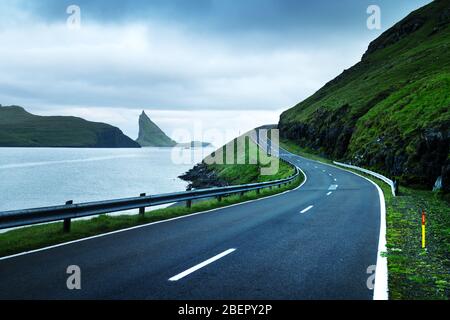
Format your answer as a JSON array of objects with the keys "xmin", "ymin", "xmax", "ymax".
[
  {"xmin": 0, "ymin": 164, "xmax": 299, "ymax": 231},
  {"xmin": 333, "ymin": 161, "xmax": 397, "ymax": 197}
]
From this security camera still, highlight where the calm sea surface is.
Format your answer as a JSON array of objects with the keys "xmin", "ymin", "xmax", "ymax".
[{"xmin": 0, "ymin": 147, "xmax": 214, "ymax": 212}]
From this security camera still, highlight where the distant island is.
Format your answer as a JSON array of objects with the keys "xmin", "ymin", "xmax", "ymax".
[
  {"xmin": 0, "ymin": 105, "xmax": 140, "ymax": 148},
  {"xmin": 136, "ymin": 111, "xmax": 213, "ymax": 148},
  {"xmin": 176, "ymin": 141, "xmax": 214, "ymax": 148},
  {"xmin": 0, "ymin": 106, "xmax": 213, "ymax": 149}
]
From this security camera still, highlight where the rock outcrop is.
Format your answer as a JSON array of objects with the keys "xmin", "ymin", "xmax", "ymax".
[{"xmin": 179, "ymin": 163, "xmax": 228, "ymax": 190}]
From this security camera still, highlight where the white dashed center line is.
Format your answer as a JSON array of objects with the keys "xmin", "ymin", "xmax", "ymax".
[
  {"xmin": 300, "ymin": 205, "xmax": 314, "ymax": 214},
  {"xmin": 328, "ymin": 185, "xmax": 338, "ymax": 191},
  {"xmin": 326, "ymin": 192, "xmax": 332, "ymax": 196},
  {"xmin": 169, "ymin": 248, "xmax": 236, "ymax": 282}
]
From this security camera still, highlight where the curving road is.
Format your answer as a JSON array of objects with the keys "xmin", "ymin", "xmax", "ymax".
[{"xmin": 0, "ymin": 145, "xmax": 382, "ymax": 300}]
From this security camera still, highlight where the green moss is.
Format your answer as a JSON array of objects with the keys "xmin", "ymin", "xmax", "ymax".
[{"xmin": 350, "ymin": 74, "xmax": 450, "ymax": 155}]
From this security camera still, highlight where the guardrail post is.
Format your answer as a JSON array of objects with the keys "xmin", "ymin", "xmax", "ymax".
[
  {"xmin": 186, "ymin": 200, "xmax": 192, "ymax": 209},
  {"xmin": 217, "ymin": 195, "xmax": 222, "ymax": 202},
  {"xmin": 393, "ymin": 179, "xmax": 399, "ymax": 196},
  {"xmin": 63, "ymin": 200, "xmax": 73, "ymax": 233},
  {"xmin": 139, "ymin": 193, "xmax": 146, "ymax": 216},
  {"xmin": 256, "ymin": 188, "xmax": 261, "ymax": 195}
]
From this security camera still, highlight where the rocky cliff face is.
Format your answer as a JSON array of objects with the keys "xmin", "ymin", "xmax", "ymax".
[
  {"xmin": 279, "ymin": 0, "xmax": 450, "ymax": 190},
  {"xmin": 136, "ymin": 111, "xmax": 177, "ymax": 147}
]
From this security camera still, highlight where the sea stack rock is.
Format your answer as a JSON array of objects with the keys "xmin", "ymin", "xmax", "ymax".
[{"xmin": 136, "ymin": 111, "xmax": 177, "ymax": 147}]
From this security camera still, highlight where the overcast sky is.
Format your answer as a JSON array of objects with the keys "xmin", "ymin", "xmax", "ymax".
[{"xmin": 0, "ymin": 0, "xmax": 431, "ymax": 144}]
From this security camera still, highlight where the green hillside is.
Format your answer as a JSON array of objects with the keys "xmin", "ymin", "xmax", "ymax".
[
  {"xmin": 279, "ymin": 0, "xmax": 450, "ymax": 191},
  {"xmin": 136, "ymin": 111, "xmax": 177, "ymax": 147},
  {"xmin": 206, "ymin": 134, "xmax": 294, "ymax": 185},
  {"xmin": 0, "ymin": 105, "xmax": 140, "ymax": 148},
  {"xmin": 180, "ymin": 128, "xmax": 295, "ymax": 189}
]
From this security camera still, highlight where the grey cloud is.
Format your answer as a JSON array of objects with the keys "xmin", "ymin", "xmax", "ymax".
[
  {"xmin": 0, "ymin": 0, "xmax": 433, "ymax": 114},
  {"xmin": 4, "ymin": 0, "xmax": 432, "ymax": 37}
]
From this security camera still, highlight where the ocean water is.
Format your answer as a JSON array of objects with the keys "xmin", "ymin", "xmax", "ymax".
[{"xmin": 0, "ymin": 147, "xmax": 214, "ymax": 212}]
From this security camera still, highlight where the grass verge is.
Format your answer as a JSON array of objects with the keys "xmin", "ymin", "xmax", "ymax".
[{"xmin": 281, "ymin": 138, "xmax": 450, "ymax": 300}]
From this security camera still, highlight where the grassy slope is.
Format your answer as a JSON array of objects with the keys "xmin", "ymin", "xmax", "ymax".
[
  {"xmin": 0, "ymin": 136, "xmax": 301, "ymax": 258},
  {"xmin": 208, "ymin": 136, "xmax": 295, "ymax": 184},
  {"xmin": 280, "ymin": 0, "xmax": 450, "ymax": 188},
  {"xmin": 0, "ymin": 106, "xmax": 139, "ymax": 148},
  {"xmin": 281, "ymin": 138, "xmax": 449, "ymax": 300}
]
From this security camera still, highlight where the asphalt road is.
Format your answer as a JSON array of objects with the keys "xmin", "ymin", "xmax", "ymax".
[{"xmin": 0, "ymin": 145, "xmax": 381, "ymax": 300}]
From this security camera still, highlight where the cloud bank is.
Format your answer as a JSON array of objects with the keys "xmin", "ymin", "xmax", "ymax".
[{"xmin": 0, "ymin": 0, "xmax": 432, "ymax": 141}]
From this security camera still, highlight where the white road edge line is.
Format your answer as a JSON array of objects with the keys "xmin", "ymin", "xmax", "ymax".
[
  {"xmin": 275, "ymin": 147, "xmax": 388, "ymax": 300},
  {"xmin": 371, "ymin": 180, "xmax": 388, "ymax": 301},
  {"xmin": 0, "ymin": 167, "xmax": 308, "ymax": 262},
  {"xmin": 169, "ymin": 248, "xmax": 236, "ymax": 282},
  {"xmin": 333, "ymin": 167, "xmax": 388, "ymax": 301},
  {"xmin": 300, "ymin": 205, "xmax": 314, "ymax": 214}
]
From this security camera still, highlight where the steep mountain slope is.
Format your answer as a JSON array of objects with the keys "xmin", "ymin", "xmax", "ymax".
[
  {"xmin": 0, "ymin": 106, "xmax": 140, "ymax": 148},
  {"xmin": 136, "ymin": 111, "xmax": 177, "ymax": 147},
  {"xmin": 279, "ymin": 0, "xmax": 450, "ymax": 190}
]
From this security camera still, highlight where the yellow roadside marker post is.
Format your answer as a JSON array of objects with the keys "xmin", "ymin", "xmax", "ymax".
[{"xmin": 421, "ymin": 210, "xmax": 426, "ymax": 249}]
